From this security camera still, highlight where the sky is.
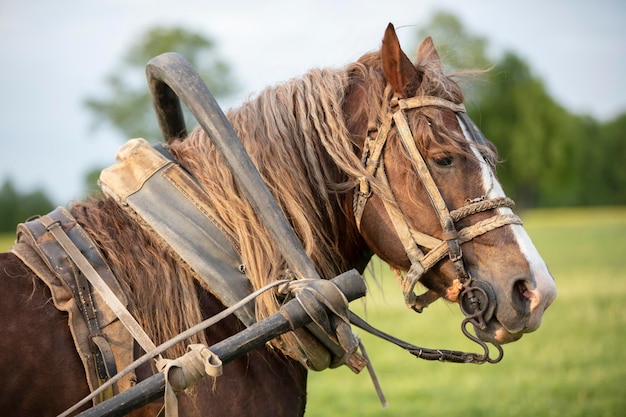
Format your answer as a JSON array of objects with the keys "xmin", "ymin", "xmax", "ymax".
[{"xmin": 1, "ymin": 0, "xmax": 625, "ymax": 204}]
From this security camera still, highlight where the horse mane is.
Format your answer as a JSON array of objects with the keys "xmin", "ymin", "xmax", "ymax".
[
  {"xmin": 69, "ymin": 45, "xmax": 494, "ymax": 364},
  {"xmin": 168, "ymin": 65, "xmax": 379, "ymax": 360},
  {"xmin": 70, "ymin": 198, "xmax": 207, "ymax": 359}
]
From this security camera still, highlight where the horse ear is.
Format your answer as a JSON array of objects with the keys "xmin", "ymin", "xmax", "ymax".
[
  {"xmin": 417, "ymin": 36, "xmax": 443, "ymax": 74},
  {"xmin": 381, "ymin": 23, "xmax": 419, "ymax": 97}
]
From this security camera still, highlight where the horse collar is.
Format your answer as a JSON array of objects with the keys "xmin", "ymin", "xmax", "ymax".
[{"xmin": 100, "ymin": 139, "xmax": 256, "ymax": 327}]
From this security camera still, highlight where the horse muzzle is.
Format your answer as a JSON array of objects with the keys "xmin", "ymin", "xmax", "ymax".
[{"xmin": 470, "ymin": 272, "xmax": 557, "ymax": 344}]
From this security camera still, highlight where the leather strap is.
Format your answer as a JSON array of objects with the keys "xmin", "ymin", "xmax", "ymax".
[
  {"xmin": 92, "ymin": 335, "xmax": 117, "ymax": 402},
  {"xmin": 353, "ymin": 92, "xmax": 522, "ymax": 311},
  {"xmin": 393, "ymin": 109, "xmax": 468, "ymax": 281},
  {"xmin": 15, "ymin": 207, "xmax": 141, "ymax": 400},
  {"xmin": 39, "ymin": 208, "xmax": 158, "ymax": 355},
  {"xmin": 398, "ymin": 96, "xmax": 466, "ymax": 113}
]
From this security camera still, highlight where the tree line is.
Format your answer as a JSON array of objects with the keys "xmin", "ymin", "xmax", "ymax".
[
  {"xmin": 416, "ymin": 12, "xmax": 625, "ymax": 208},
  {"xmin": 0, "ymin": 180, "xmax": 55, "ymax": 232},
  {"xmin": 472, "ymin": 52, "xmax": 625, "ymax": 208},
  {"xmin": 1, "ymin": 11, "xmax": 624, "ymax": 232}
]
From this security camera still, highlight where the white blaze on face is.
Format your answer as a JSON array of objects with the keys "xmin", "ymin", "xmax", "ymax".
[{"xmin": 458, "ymin": 117, "xmax": 557, "ymax": 333}]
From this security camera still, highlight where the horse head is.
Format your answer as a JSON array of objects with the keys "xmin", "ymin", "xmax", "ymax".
[{"xmin": 346, "ymin": 24, "xmax": 556, "ymax": 345}]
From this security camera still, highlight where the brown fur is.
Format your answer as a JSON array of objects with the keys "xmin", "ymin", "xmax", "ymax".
[
  {"xmin": 67, "ymin": 35, "xmax": 497, "ymax": 365},
  {"xmin": 1, "ymin": 24, "xmax": 521, "ymax": 417},
  {"xmin": 164, "ymin": 46, "xmax": 497, "ymax": 362},
  {"xmin": 70, "ymin": 199, "xmax": 208, "ymax": 358}
]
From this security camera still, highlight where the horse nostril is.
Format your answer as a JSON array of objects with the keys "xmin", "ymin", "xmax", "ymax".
[
  {"xmin": 513, "ymin": 279, "xmax": 532, "ymax": 315},
  {"xmin": 517, "ymin": 280, "xmax": 533, "ymax": 299}
]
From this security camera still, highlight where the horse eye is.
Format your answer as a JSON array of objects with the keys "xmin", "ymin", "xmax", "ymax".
[{"xmin": 432, "ymin": 154, "xmax": 454, "ymax": 167}]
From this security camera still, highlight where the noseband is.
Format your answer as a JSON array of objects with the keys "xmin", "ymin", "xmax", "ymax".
[{"xmin": 353, "ymin": 89, "xmax": 522, "ymax": 348}]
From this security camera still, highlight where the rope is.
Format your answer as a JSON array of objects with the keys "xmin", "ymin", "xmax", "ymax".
[
  {"xmin": 156, "ymin": 344, "xmax": 223, "ymax": 417},
  {"xmin": 279, "ymin": 278, "xmax": 363, "ymax": 371},
  {"xmin": 39, "ymin": 213, "xmax": 159, "ymax": 355},
  {"xmin": 450, "ymin": 197, "xmax": 515, "ymax": 221},
  {"xmin": 458, "ymin": 214, "xmax": 523, "ymax": 243},
  {"xmin": 57, "ymin": 279, "xmax": 289, "ymax": 417}
]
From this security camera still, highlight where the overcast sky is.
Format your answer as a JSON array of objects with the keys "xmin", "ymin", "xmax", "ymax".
[{"xmin": 1, "ymin": 0, "xmax": 624, "ymax": 204}]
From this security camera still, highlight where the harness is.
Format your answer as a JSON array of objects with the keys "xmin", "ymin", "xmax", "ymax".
[
  {"xmin": 12, "ymin": 207, "xmax": 137, "ymax": 402},
  {"xmin": 99, "ymin": 138, "xmax": 255, "ymax": 328},
  {"xmin": 352, "ymin": 89, "xmax": 522, "ymax": 357}
]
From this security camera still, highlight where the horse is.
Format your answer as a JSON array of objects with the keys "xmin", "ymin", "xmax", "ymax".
[{"xmin": 0, "ymin": 23, "xmax": 556, "ymax": 416}]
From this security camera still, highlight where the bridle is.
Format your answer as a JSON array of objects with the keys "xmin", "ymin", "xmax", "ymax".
[{"xmin": 352, "ymin": 87, "xmax": 523, "ymax": 362}]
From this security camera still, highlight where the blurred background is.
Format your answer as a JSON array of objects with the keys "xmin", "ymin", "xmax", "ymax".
[
  {"xmin": 1, "ymin": 0, "xmax": 625, "ymax": 220},
  {"xmin": 1, "ymin": 1, "xmax": 624, "ymax": 416}
]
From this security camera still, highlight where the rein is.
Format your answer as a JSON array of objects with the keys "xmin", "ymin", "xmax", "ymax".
[{"xmin": 353, "ymin": 89, "xmax": 522, "ymax": 363}]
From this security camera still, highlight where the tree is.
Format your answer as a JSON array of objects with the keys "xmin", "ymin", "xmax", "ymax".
[
  {"xmin": 414, "ymin": 11, "xmax": 493, "ymax": 103},
  {"xmin": 413, "ymin": 11, "xmax": 591, "ymax": 208},
  {"xmin": 0, "ymin": 179, "xmax": 55, "ymax": 232},
  {"xmin": 581, "ymin": 113, "xmax": 626, "ymax": 205},
  {"xmin": 85, "ymin": 26, "xmax": 239, "ymax": 142},
  {"xmin": 82, "ymin": 26, "xmax": 240, "ymax": 194},
  {"xmin": 476, "ymin": 52, "xmax": 578, "ymax": 207}
]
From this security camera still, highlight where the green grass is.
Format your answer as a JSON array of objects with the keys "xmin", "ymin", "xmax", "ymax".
[
  {"xmin": 1, "ymin": 207, "xmax": 624, "ymax": 416},
  {"xmin": 0, "ymin": 234, "xmax": 14, "ymax": 251},
  {"xmin": 305, "ymin": 206, "xmax": 626, "ymax": 417}
]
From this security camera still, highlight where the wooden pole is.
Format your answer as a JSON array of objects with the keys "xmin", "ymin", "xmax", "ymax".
[
  {"xmin": 76, "ymin": 270, "xmax": 366, "ymax": 417},
  {"xmin": 146, "ymin": 52, "xmax": 321, "ymax": 282}
]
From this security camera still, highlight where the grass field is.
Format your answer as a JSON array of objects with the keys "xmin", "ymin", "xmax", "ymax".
[
  {"xmin": 1, "ymin": 207, "xmax": 624, "ymax": 416},
  {"xmin": 0, "ymin": 234, "xmax": 14, "ymax": 251},
  {"xmin": 305, "ymin": 207, "xmax": 626, "ymax": 417}
]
